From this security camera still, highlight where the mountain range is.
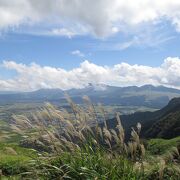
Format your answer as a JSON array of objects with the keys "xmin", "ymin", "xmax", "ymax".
[
  {"xmin": 0, "ymin": 84, "xmax": 180, "ymax": 140},
  {"xmin": 1, "ymin": 84, "xmax": 180, "ymax": 109}
]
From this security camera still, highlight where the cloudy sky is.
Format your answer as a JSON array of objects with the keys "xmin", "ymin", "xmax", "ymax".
[{"xmin": 1, "ymin": 0, "xmax": 180, "ymax": 91}]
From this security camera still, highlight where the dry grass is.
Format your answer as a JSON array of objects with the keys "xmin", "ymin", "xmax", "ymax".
[
  {"xmin": 8, "ymin": 95, "xmax": 180, "ymax": 179},
  {"xmin": 11, "ymin": 95, "xmax": 145, "ymax": 160}
]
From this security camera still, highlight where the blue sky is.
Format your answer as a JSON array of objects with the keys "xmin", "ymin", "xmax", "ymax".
[
  {"xmin": 1, "ymin": 0, "xmax": 180, "ymax": 91},
  {"xmin": 0, "ymin": 23, "xmax": 180, "ymax": 69}
]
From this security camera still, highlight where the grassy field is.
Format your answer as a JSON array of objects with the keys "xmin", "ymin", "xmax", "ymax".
[
  {"xmin": 0, "ymin": 143, "xmax": 37, "ymax": 179},
  {"xmin": 147, "ymin": 136, "xmax": 180, "ymax": 155},
  {"xmin": 0, "ymin": 100, "xmax": 179, "ymax": 179},
  {"xmin": 0, "ymin": 137, "xmax": 179, "ymax": 179}
]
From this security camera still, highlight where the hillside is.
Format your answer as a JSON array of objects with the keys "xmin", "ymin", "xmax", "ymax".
[
  {"xmin": 106, "ymin": 97, "xmax": 180, "ymax": 139},
  {"xmin": 145, "ymin": 98, "xmax": 180, "ymax": 138}
]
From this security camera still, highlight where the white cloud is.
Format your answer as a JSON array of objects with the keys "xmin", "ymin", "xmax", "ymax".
[
  {"xmin": 1, "ymin": 0, "xmax": 180, "ymax": 37},
  {"xmin": 47, "ymin": 28, "xmax": 77, "ymax": 38},
  {"xmin": 1, "ymin": 57, "xmax": 180, "ymax": 91},
  {"xmin": 111, "ymin": 34, "xmax": 175, "ymax": 50},
  {"xmin": 71, "ymin": 50, "xmax": 85, "ymax": 57}
]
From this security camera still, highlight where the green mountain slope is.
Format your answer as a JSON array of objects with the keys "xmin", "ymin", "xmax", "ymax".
[
  {"xmin": 145, "ymin": 98, "xmax": 180, "ymax": 138},
  {"xmin": 106, "ymin": 97, "xmax": 180, "ymax": 139}
]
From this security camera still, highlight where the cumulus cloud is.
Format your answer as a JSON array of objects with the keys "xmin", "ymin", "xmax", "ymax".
[
  {"xmin": 1, "ymin": 57, "xmax": 180, "ymax": 91},
  {"xmin": 71, "ymin": 50, "xmax": 85, "ymax": 57},
  {"xmin": 1, "ymin": 0, "xmax": 180, "ymax": 37}
]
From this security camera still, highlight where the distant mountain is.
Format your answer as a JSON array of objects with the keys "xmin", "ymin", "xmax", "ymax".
[
  {"xmin": 105, "ymin": 97, "xmax": 180, "ymax": 139},
  {"xmin": 1, "ymin": 84, "xmax": 180, "ymax": 109},
  {"xmin": 0, "ymin": 89, "xmax": 65, "ymax": 104},
  {"xmin": 0, "ymin": 91, "xmax": 19, "ymax": 94}
]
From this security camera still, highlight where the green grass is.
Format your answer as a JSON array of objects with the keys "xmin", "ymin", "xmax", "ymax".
[
  {"xmin": 147, "ymin": 136, "xmax": 180, "ymax": 155},
  {"xmin": 0, "ymin": 142, "xmax": 142, "ymax": 179},
  {"xmin": 0, "ymin": 143, "xmax": 37, "ymax": 176},
  {"xmin": 49, "ymin": 151, "xmax": 141, "ymax": 179},
  {"xmin": 14, "ymin": 147, "xmax": 143, "ymax": 180},
  {"xmin": 0, "ymin": 139, "xmax": 179, "ymax": 179}
]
